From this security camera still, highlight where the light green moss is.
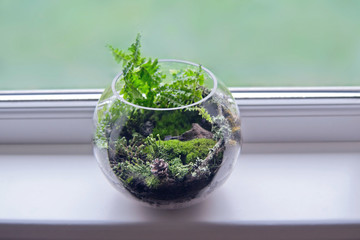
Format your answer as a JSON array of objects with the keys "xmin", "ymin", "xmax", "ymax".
[
  {"xmin": 168, "ymin": 158, "xmax": 192, "ymax": 180},
  {"xmin": 159, "ymin": 138, "xmax": 216, "ymax": 164},
  {"xmin": 145, "ymin": 175, "xmax": 160, "ymax": 188},
  {"xmin": 150, "ymin": 110, "xmax": 195, "ymax": 139}
]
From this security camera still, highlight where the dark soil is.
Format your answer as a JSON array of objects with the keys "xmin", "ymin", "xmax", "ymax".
[{"xmin": 124, "ymin": 173, "xmax": 215, "ymax": 204}]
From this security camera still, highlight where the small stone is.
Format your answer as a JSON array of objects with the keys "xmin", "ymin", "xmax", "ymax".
[
  {"xmin": 179, "ymin": 123, "xmax": 213, "ymax": 141},
  {"xmin": 164, "ymin": 136, "xmax": 179, "ymax": 141}
]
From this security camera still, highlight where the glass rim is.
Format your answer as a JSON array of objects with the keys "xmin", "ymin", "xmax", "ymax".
[{"xmin": 111, "ymin": 59, "xmax": 218, "ymax": 111}]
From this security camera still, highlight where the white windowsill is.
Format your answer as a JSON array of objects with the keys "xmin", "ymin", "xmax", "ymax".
[{"xmin": 1, "ymin": 142, "xmax": 360, "ymax": 239}]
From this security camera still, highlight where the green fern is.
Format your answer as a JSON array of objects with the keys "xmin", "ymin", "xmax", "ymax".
[
  {"xmin": 155, "ymin": 66, "xmax": 204, "ymax": 108},
  {"xmin": 186, "ymin": 106, "xmax": 213, "ymax": 124},
  {"xmin": 108, "ymin": 34, "xmax": 207, "ymax": 109},
  {"xmin": 107, "ymin": 45, "xmax": 131, "ymax": 66}
]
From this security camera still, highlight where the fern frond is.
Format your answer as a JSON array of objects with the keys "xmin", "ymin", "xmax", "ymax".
[
  {"xmin": 107, "ymin": 34, "xmax": 207, "ymax": 110},
  {"xmin": 107, "ymin": 44, "xmax": 131, "ymax": 66},
  {"xmin": 128, "ymin": 33, "xmax": 142, "ymax": 66}
]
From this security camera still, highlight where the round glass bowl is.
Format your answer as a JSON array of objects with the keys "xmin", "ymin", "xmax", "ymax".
[{"xmin": 93, "ymin": 59, "xmax": 241, "ymax": 209}]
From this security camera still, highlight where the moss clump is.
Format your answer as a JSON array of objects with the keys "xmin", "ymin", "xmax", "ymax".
[
  {"xmin": 113, "ymin": 161, "xmax": 160, "ymax": 188},
  {"xmin": 156, "ymin": 138, "xmax": 216, "ymax": 164},
  {"xmin": 150, "ymin": 110, "xmax": 202, "ymax": 139},
  {"xmin": 145, "ymin": 175, "xmax": 161, "ymax": 188},
  {"xmin": 168, "ymin": 158, "xmax": 192, "ymax": 180}
]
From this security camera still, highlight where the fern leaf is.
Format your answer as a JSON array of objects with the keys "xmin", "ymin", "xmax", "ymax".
[
  {"xmin": 128, "ymin": 33, "xmax": 142, "ymax": 66},
  {"xmin": 107, "ymin": 44, "xmax": 130, "ymax": 66}
]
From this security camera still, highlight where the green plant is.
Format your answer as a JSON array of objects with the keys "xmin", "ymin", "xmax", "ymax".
[
  {"xmin": 186, "ymin": 106, "xmax": 213, "ymax": 124},
  {"xmin": 113, "ymin": 160, "xmax": 161, "ymax": 188},
  {"xmin": 107, "ymin": 34, "xmax": 207, "ymax": 109},
  {"xmin": 150, "ymin": 110, "xmax": 200, "ymax": 139},
  {"xmin": 168, "ymin": 158, "xmax": 192, "ymax": 181},
  {"xmin": 143, "ymin": 135, "xmax": 216, "ymax": 164},
  {"xmin": 211, "ymin": 115, "xmax": 232, "ymax": 141},
  {"xmin": 109, "ymin": 134, "xmax": 147, "ymax": 163},
  {"xmin": 156, "ymin": 138, "xmax": 216, "ymax": 164},
  {"xmin": 145, "ymin": 175, "xmax": 160, "ymax": 188},
  {"xmin": 108, "ymin": 34, "xmax": 163, "ymax": 107},
  {"xmin": 143, "ymin": 134, "xmax": 169, "ymax": 160}
]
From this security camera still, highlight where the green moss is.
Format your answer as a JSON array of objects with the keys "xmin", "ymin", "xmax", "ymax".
[
  {"xmin": 145, "ymin": 175, "xmax": 160, "ymax": 188},
  {"xmin": 114, "ymin": 161, "xmax": 152, "ymax": 183},
  {"xmin": 159, "ymin": 138, "xmax": 216, "ymax": 164},
  {"xmin": 168, "ymin": 158, "xmax": 192, "ymax": 180},
  {"xmin": 143, "ymin": 134, "xmax": 169, "ymax": 160},
  {"xmin": 126, "ymin": 176, "xmax": 134, "ymax": 184},
  {"xmin": 150, "ymin": 110, "xmax": 202, "ymax": 139},
  {"xmin": 112, "ymin": 136, "xmax": 216, "ymax": 190}
]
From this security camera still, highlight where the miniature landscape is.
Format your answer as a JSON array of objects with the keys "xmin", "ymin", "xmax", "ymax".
[{"xmin": 94, "ymin": 34, "xmax": 241, "ymax": 207}]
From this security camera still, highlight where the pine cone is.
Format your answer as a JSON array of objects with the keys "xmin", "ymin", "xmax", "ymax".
[{"xmin": 150, "ymin": 158, "xmax": 168, "ymax": 178}]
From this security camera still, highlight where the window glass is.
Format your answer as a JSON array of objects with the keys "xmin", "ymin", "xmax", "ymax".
[{"xmin": 1, "ymin": 0, "xmax": 359, "ymax": 90}]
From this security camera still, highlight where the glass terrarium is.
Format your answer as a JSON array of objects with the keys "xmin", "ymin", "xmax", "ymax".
[{"xmin": 93, "ymin": 59, "xmax": 241, "ymax": 209}]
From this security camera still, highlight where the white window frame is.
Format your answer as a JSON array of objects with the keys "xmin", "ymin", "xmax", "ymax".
[{"xmin": 0, "ymin": 87, "xmax": 359, "ymax": 144}]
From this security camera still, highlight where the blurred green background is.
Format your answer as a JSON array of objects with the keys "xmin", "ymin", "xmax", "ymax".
[{"xmin": 1, "ymin": 0, "xmax": 360, "ymax": 90}]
